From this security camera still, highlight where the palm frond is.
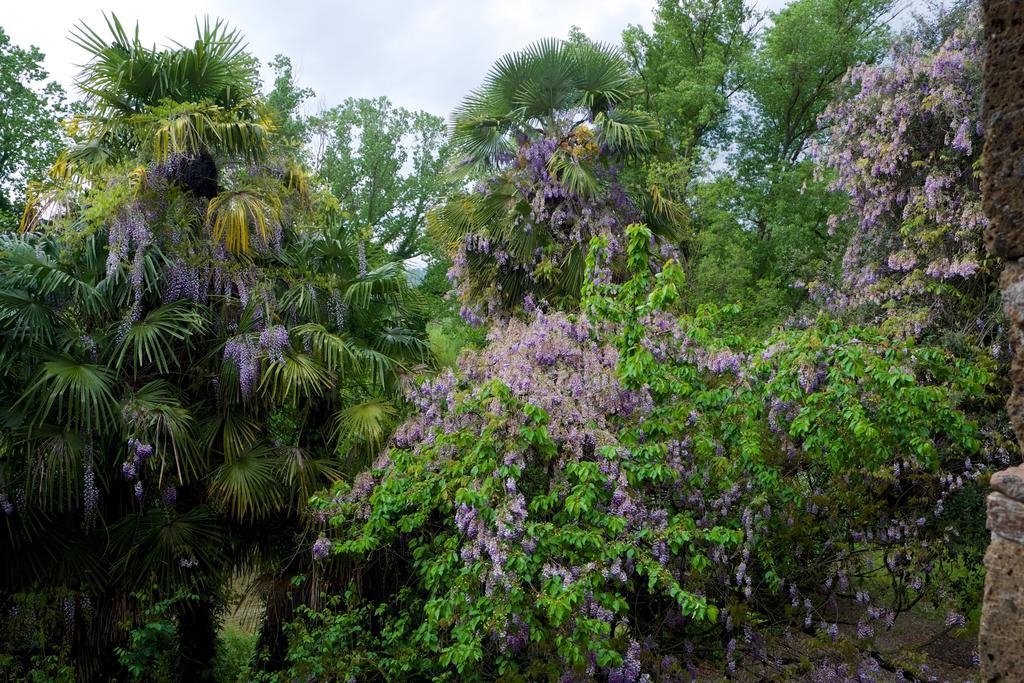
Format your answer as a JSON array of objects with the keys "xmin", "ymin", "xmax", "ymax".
[
  {"xmin": 257, "ymin": 351, "xmax": 331, "ymax": 404},
  {"xmin": 0, "ymin": 238, "xmax": 96, "ymax": 298},
  {"xmin": 450, "ymin": 38, "xmax": 643, "ymax": 167},
  {"xmin": 209, "ymin": 443, "xmax": 285, "ymax": 521},
  {"xmin": 110, "ymin": 504, "xmax": 227, "ymax": 586},
  {"xmin": 277, "ymin": 446, "xmax": 343, "ymax": 507},
  {"xmin": 0, "ymin": 289, "xmax": 56, "ymax": 344},
  {"xmin": 70, "ymin": 13, "xmax": 258, "ymax": 115},
  {"xmin": 593, "ymin": 108, "xmax": 661, "ymax": 155},
  {"xmin": 199, "ymin": 411, "xmax": 263, "ymax": 462},
  {"xmin": 342, "ymin": 262, "xmax": 409, "ymax": 309},
  {"xmin": 113, "ymin": 301, "xmax": 206, "ymax": 373},
  {"xmin": 21, "ymin": 356, "xmax": 118, "ymax": 433},
  {"xmin": 547, "ymin": 149, "xmax": 600, "ymax": 196},
  {"xmin": 569, "ymin": 41, "xmax": 636, "ymax": 112},
  {"xmin": 278, "ymin": 283, "xmax": 321, "ymax": 323},
  {"xmin": 330, "ymin": 399, "xmax": 397, "ymax": 453},
  {"xmin": 142, "ymin": 101, "xmax": 272, "ymax": 162},
  {"xmin": 20, "ymin": 427, "xmax": 87, "ymax": 512},
  {"xmin": 207, "ymin": 188, "xmax": 282, "ymax": 253},
  {"xmin": 121, "ymin": 381, "xmax": 199, "ymax": 482},
  {"xmin": 372, "ymin": 326, "xmax": 429, "ymax": 360},
  {"xmin": 292, "ymin": 323, "xmax": 356, "ymax": 375}
]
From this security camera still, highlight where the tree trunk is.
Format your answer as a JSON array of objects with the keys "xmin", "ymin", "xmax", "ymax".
[{"xmin": 177, "ymin": 595, "xmax": 219, "ymax": 682}]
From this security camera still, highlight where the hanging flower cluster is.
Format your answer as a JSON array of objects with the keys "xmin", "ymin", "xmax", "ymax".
[{"xmin": 223, "ymin": 325, "xmax": 290, "ymax": 398}]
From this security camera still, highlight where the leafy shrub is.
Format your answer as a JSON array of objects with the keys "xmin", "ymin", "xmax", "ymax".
[
  {"xmin": 305, "ymin": 224, "xmax": 1003, "ymax": 679},
  {"xmin": 114, "ymin": 591, "xmax": 196, "ymax": 682},
  {"xmin": 211, "ymin": 626, "xmax": 258, "ymax": 683}
]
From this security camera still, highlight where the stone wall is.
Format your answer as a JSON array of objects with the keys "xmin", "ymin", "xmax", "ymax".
[{"xmin": 978, "ymin": 0, "xmax": 1024, "ymax": 680}]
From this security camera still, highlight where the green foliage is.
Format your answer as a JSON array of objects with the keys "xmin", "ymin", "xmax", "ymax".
[
  {"xmin": 210, "ymin": 626, "xmax": 258, "ymax": 683},
  {"xmin": 114, "ymin": 590, "xmax": 196, "ymax": 682},
  {"xmin": 0, "ymin": 26, "xmax": 67, "ymax": 211},
  {"xmin": 264, "ymin": 55, "xmax": 314, "ymax": 155},
  {"xmin": 307, "ymin": 224, "xmax": 997, "ymax": 677},
  {"xmin": 0, "ymin": 654, "xmax": 75, "ymax": 683},
  {"xmin": 0, "ymin": 592, "xmax": 75, "ymax": 681},
  {"xmin": 450, "ymin": 38, "xmax": 655, "ymax": 168},
  {"xmin": 723, "ymin": 0, "xmax": 894, "ymax": 299},
  {"xmin": 310, "ymin": 97, "xmax": 456, "ymax": 260},
  {"xmin": 58, "ymin": 14, "xmax": 270, "ymax": 175},
  {"xmin": 1, "ymin": 2, "xmax": 1006, "ymax": 678},
  {"xmin": 623, "ymin": 0, "xmax": 896, "ymax": 332},
  {"xmin": 622, "ymin": 0, "xmax": 758, "ymax": 158},
  {"xmin": 0, "ymin": 16, "xmax": 430, "ymax": 680},
  {"xmin": 739, "ymin": 0, "xmax": 894, "ymax": 167},
  {"xmin": 425, "ymin": 318, "xmax": 483, "ymax": 369},
  {"xmin": 258, "ymin": 589, "xmax": 430, "ymax": 681}
]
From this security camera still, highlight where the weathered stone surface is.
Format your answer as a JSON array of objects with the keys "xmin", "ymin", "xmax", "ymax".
[
  {"xmin": 1005, "ymin": 386, "xmax": 1024, "ymax": 456},
  {"xmin": 981, "ymin": 0, "xmax": 1024, "ymax": 260},
  {"xmin": 988, "ymin": 492, "xmax": 1024, "ymax": 544},
  {"xmin": 992, "ymin": 466, "xmax": 1024, "ymax": 502},
  {"xmin": 1001, "ymin": 264, "xmax": 1024, "ymax": 451},
  {"xmin": 1001, "ymin": 263, "xmax": 1024, "ymax": 326},
  {"xmin": 979, "ymin": 535, "xmax": 1024, "ymax": 681},
  {"xmin": 980, "ymin": 1, "xmax": 1024, "ymax": 678}
]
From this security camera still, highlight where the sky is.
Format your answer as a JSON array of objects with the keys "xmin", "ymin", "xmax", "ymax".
[{"xmin": 3, "ymin": 0, "xmax": 792, "ymax": 118}]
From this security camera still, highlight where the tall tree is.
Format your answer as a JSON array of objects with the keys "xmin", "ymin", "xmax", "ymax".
[
  {"xmin": 739, "ymin": 0, "xmax": 894, "ymax": 171},
  {"xmin": 265, "ymin": 54, "xmax": 314, "ymax": 156},
  {"xmin": 0, "ymin": 27, "xmax": 67, "ymax": 217},
  {"xmin": 622, "ymin": 0, "xmax": 759, "ymax": 161},
  {"xmin": 670, "ymin": 0, "xmax": 895, "ymax": 331},
  {"xmin": 309, "ymin": 97, "xmax": 453, "ymax": 260},
  {"xmin": 431, "ymin": 38, "xmax": 684, "ymax": 321}
]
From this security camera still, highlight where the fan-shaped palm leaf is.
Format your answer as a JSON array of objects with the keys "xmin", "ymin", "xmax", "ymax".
[
  {"xmin": 0, "ymin": 238, "xmax": 96, "ymax": 298},
  {"xmin": 0, "ymin": 289, "xmax": 56, "ymax": 344},
  {"xmin": 209, "ymin": 443, "xmax": 284, "ymax": 521},
  {"xmin": 277, "ymin": 446, "xmax": 344, "ymax": 508},
  {"xmin": 121, "ymin": 381, "xmax": 199, "ymax": 482},
  {"xmin": 450, "ymin": 38, "xmax": 644, "ymax": 168},
  {"xmin": 292, "ymin": 323, "xmax": 356, "ymax": 375},
  {"xmin": 257, "ymin": 351, "xmax": 331, "ymax": 404},
  {"xmin": 593, "ymin": 108, "xmax": 661, "ymax": 155},
  {"xmin": 330, "ymin": 398, "xmax": 397, "ymax": 453},
  {"xmin": 199, "ymin": 411, "xmax": 263, "ymax": 462},
  {"xmin": 21, "ymin": 356, "xmax": 118, "ymax": 434},
  {"xmin": 278, "ymin": 283, "xmax": 322, "ymax": 323},
  {"xmin": 342, "ymin": 262, "xmax": 409, "ymax": 309},
  {"xmin": 110, "ymin": 505, "xmax": 227, "ymax": 586},
  {"xmin": 19, "ymin": 427, "xmax": 87, "ymax": 511},
  {"xmin": 113, "ymin": 301, "xmax": 207, "ymax": 374},
  {"xmin": 372, "ymin": 326, "xmax": 429, "ymax": 360},
  {"xmin": 70, "ymin": 14, "xmax": 258, "ymax": 116},
  {"xmin": 547, "ymin": 151, "xmax": 600, "ymax": 196},
  {"xmin": 143, "ymin": 101, "xmax": 272, "ymax": 163},
  {"xmin": 207, "ymin": 188, "xmax": 282, "ymax": 253},
  {"xmin": 569, "ymin": 41, "xmax": 636, "ymax": 111}
]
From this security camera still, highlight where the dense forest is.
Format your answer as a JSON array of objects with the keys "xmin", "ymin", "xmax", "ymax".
[{"xmin": 0, "ymin": 0, "xmax": 1008, "ymax": 680}]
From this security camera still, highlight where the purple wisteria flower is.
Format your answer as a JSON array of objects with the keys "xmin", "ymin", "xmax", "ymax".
[{"xmin": 312, "ymin": 536, "xmax": 332, "ymax": 561}]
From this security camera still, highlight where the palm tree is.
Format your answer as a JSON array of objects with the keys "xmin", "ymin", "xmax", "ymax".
[
  {"xmin": 24, "ymin": 14, "xmax": 277, "ymax": 252},
  {"xmin": 67, "ymin": 14, "xmax": 270, "ymax": 166},
  {"xmin": 450, "ymin": 38, "xmax": 660, "ymax": 170},
  {"xmin": 1, "ymin": 17, "xmax": 426, "ymax": 680},
  {"xmin": 430, "ymin": 38, "xmax": 684, "ymax": 317}
]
